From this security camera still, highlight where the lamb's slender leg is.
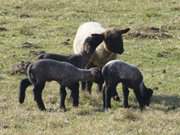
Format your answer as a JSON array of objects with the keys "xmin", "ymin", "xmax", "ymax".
[
  {"xmin": 96, "ymin": 67, "xmax": 103, "ymax": 93},
  {"xmin": 102, "ymin": 83, "xmax": 107, "ymax": 110},
  {"xmin": 68, "ymin": 83, "xmax": 79, "ymax": 107},
  {"xmin": 111, "ymin": 84, "xmax": 120, "ymax": 101},
  {"xmin": 122, "ymin": 84, "xmax": 129, "ymax": 108},
  {"xmin": 81, "ymin": 81, "xmax": 86, "ymax": 91},
  {"xmin": 60, "ymin": 85, "xmax": 67, "ymax": 111},
  {"xmin": 96, "ymin": 82, "xmax": 103, "ymax": 93},
  {"xmin": 33, "ymin": 82, "xmax": 46, "ymax": 111},
  {"xmin": 19, "ymin": 78, "xmax": 32, "ymax": 103},
  {"xmin": 103, "ymin": 83, "xmax": 112, "ymax": 111},
  {"xmin": 133, "ymin": 88, "xmax": 144, "ymax": 110},
  {"xmin": 86, "ymin": 81, "xmax": 93, "ymax": 94}
]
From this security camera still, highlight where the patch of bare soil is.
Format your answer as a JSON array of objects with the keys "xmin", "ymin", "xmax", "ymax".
[
  {"xmin": 19, "ymin": 42, "xmax": 41, "ymax": 49},
  {"xmin": 157, "ymin": 51, "xmax": 171, "ymax": 58},
  {"xmin": 20, "ymin": 14, "xmax": 31, "ymax": 18},
  {"xmin": 29, "ymin": 50, "xmax": 46, "ymax": 56},
  {"xmin": 11, "ymin": 61, "xmax": 31, "ymax": 75},
  {"xmin": 127, "ymin": 26, "xmax": 173, "ymax": 39},
  {"xmin": 171, "ymin": 6, "xmax": 180, "ymax": 11},
  {"xmin": 62, "ymin": 38, "xmax": 71, "ymax": 46},
  {"xmin": 0, "ymin": 27, "xmax": 8, "ymax": 32}
]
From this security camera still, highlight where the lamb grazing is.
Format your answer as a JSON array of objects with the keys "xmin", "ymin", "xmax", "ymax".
[
  {"xmin": 19, "ymin": 59, "xmax": 102, "ymax": 111},
  {"xmin": 102, "ymin": 60, "xmax": 153, "ymax": 111},
  {"xmin": 73, "ymin": 22, "xmax": 130, "ymax": 93}
]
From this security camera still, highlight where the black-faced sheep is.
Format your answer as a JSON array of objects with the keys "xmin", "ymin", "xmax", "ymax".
[
  {"xmin": 102, "ymin": 60, "xmax": 153, "ymax": 111},
  {"xmin": 73, "ymin": 22, "xmax": 130, "ymax": 93},
  {"xmin": 19, "ymin": 59, "xmax": 102, "ymax": 111}
]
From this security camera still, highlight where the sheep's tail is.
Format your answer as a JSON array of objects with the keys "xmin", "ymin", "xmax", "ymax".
[
  {"xmin": 19, "ymin": 78, "xmax": 32, "ymax": 103},
  {"xmin": 19, "ymin": 63, "xmax": 37, "ymax": 104},
  {"xmin": 27, "ymin": 63, "xmax": 37, "ymax": 85},
  {"xmin": 19, "ymin": 64, "xmax": 35, "ymax": 103}
]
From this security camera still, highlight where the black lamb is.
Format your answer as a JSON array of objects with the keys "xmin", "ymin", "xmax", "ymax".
[
  {"xmin": 19, "ymin": 59, "xmax": 102, "ymax": 111},
  {"xmin": 102, "ymin": 60, "xmax": 153, "ymax": 111}
]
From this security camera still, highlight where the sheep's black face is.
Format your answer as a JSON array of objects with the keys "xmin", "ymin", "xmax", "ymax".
[
  {"xmin": 143, "ymin": 88, "xmax": 153, "ymax": 106},
  {"xmin": 104, "ymin": 30, "xmax": 124, "ymax": 54},
  {"xmin": 104, "ymin": 28, "xmax": 130, "ymax": 54},
  {"xmin": 84, "ymin": 35, "xmax": 104, "ymax": 54}
]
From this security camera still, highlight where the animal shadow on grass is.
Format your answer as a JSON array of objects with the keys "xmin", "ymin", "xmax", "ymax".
[{"xmin": 152, "ymin": 94, "xmax": 180, "ymax": 112}]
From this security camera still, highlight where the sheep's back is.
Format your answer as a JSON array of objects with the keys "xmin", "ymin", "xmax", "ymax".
[
  {"xmin": 103, "ymin": 60, "xmax": 143, "ymax": 82},
  {"xmin": 30, "ymin": 60, "xmax": 81, "ymax": 83}
]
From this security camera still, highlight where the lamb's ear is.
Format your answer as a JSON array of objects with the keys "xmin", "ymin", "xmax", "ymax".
[
  {"xmin": 90, "ymin": 33, "xmax": 104, "ymax": 46},
  {"xmin": 118, "ymin": 28, "xmax": 130, "ymax": 34}
]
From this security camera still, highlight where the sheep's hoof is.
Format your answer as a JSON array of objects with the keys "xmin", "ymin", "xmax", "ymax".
[
  {"xmin": 39, "ymin": 108, "xmax": 46, "ymax": 111},
  {"xmin": 123, "ymin": 105, "xmax": 130, "ymax": 108},
  {"xmin": 113, "ymin": 95, "xmax": 120, "ymax": 102},
  {"xmin": 103, "ymin": 108, "xmax": 109, "ymax": 112},
  {"xmin": 140, "ymin": 106, "xmax": 145, "ymax": 112},
  {"xmin": 60, "ymin": 106, "xmax": 67, "ymax": 112},
  {"xmin": 73, "ymin": 104, "xmax": 79, "ymax": 108},
  {"xmin": 63, "ymin": 108, "xmax": 67, "ymax": 112}
]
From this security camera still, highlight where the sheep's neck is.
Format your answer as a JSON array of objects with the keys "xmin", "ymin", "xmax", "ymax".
[
  {"xmin": 79, "ymin": 69, "xmax": 93, "ymax": 81},
  {"xmin": 80, "ymin": 50, "xmax": 95, "ymax": 68}
]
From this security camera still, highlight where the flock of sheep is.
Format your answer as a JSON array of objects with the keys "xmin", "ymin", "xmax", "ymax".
[{"xmin": 18, "ymin": 22, "xmax": 153, "ymax": 112}]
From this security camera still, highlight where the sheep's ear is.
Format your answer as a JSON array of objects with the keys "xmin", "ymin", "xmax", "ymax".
[
  {"xmin": 90, "ymin": 33, "xmax": 104, "ymax": 46},
  {"xmin": 118, "ymin": 28, "xmax": 130, "ymax": 34}
]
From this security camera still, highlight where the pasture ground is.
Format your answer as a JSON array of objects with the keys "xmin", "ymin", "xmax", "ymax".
[{"xmin": 0, "ymin": 0, "xmax": 180, "ymax": 134}]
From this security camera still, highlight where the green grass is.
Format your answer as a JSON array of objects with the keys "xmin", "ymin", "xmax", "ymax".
[{"xmin": 0, "ymin": 0, "xmax": 180, "ymax": 134}]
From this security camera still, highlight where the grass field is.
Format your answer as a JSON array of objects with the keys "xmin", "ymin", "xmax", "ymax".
[{"xmin": 0, "ymin": 0, "xmax": 180, "ymax": 134}]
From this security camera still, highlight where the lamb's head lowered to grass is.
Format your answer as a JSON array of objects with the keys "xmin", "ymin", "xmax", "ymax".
[{"xmin": 102, "ymin": 60, "xmax": 153, "ymax": 111}]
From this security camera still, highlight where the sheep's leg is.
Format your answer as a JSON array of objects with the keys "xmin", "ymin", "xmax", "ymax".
[
  {"xmin": 33, "ymin": 82, "xmax": 46, "ymax": 111},
  {"xmin": 81, "ymin": 81, "xmax": 93, "ymax": 94},
  {"xmin": 69, "ymin": 83, "xmax": 79, "ymax": 107},
  {"xmin": 60, "ymin": 85, "xmax": 67, "ymax": 111},
  {"xmin": 102, "ymin": 84, "xmax": 107, "ymax": 110},
  {"xmin": 19, "ymin": 78, "xmax": 32, "ymax": 104},
  {"xmin": 86, "ymin": 81, "xmax": 93, "ymax": 94},
  {"xmin": 122, "ymin": 84, "xmax": 129, "ymax": 108},
  {"xmin": 96, "ymin": 82, "xmax": 103, "ymax": 93},
  {"xmin": 133, "ymin": 88, "xmax": 144, "ymax": 110},
  {"xmin": 81, "ymin": 81, "xmax": 86, "ymax": 91},
  {"xmin": 110, "ymin": 84, "xmax": 120, "ymax": 102},
  {"xmin": 103, "ymin": 83, "xmax": 111, "ymax": 111}
]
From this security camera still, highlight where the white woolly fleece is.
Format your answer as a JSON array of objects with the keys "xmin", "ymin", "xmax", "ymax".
[{"xmin": 73, "ymin": 22, "xmax": 106, "ymax": 54}]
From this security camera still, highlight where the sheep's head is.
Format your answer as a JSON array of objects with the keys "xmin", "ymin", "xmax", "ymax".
[
  {"xmin": 83, "ymin": 35, "xmax": 104, "ymax": 54},
  {"xmin": 91, "ymin": 28, "xmax": 130, "ymax": 54},
  {"xmin": 143, "ymin": 88, "xmax": 153, "ymax": 106}
]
